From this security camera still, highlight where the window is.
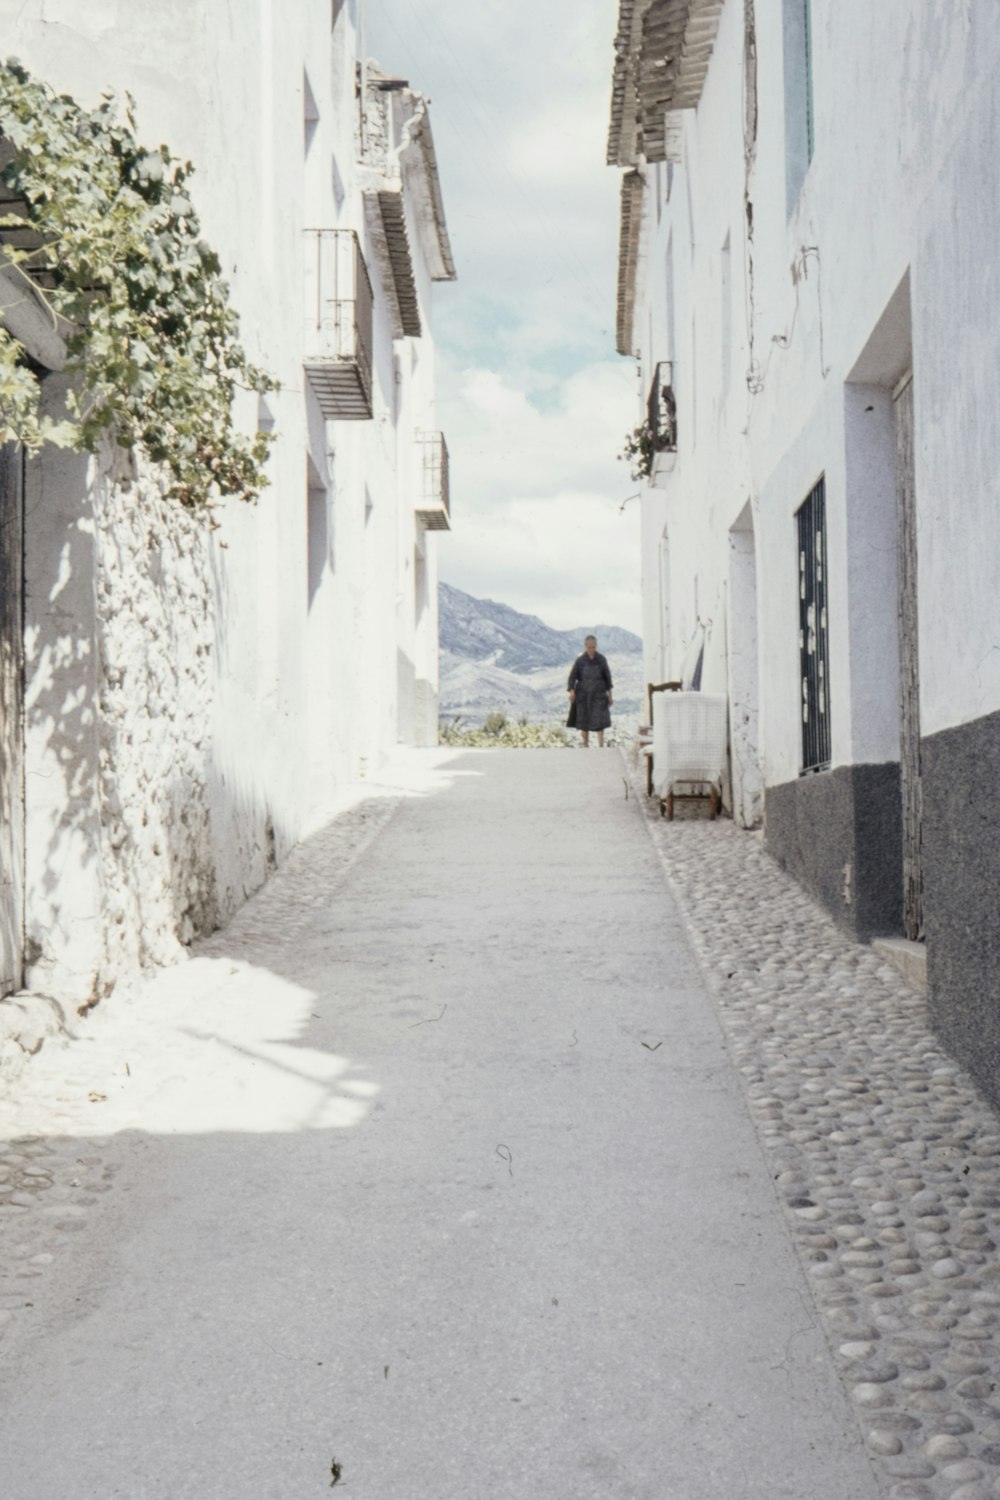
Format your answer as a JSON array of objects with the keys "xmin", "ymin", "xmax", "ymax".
[
  {"xmin": 307, "ymin": 456, "xmax": 329, "ymax": 608},
  {"xmin": 257, "ymin": 395, "xmax": 276, "ymax": 436},
  {"xmin": 331, "ymin": 154, "xmax": 346, "ymax": 211},
  {"xmin": 783, "ymin": 0, "xmax": 814, "ymax": 214},
  {"xmin": 303, "ymin": 69, "xmax": 319, "ymax": 156},
  {"xmin": 797, "ymin": 477, "xmax": 830, "ymax": 773}
]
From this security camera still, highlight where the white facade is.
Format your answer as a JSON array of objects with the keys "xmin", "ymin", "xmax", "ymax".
[
  {"xmin": 0, "ymin": 0, "xmax": 455, "ymax": 1005},
  {"xmin": 609, "ymin": 1, "xmax": 1000, "ymax": 1102}
]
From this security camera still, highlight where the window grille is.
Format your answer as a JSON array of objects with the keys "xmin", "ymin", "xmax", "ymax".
[
  {"xmin": 797, "ymin": 477, "xmax": 830, "ymax": 773},
  {"xmin": 646, "ymin": 361, "xmax": 677, "ymax": 456}
]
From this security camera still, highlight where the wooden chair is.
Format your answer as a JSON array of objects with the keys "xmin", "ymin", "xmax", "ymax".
[
  {"xmin": 644, "ymin": 681, "xmax": 681, "ymax": 795},
  {"xmin": 652, "ymin": 692, "xmax": 729, "ymax": 821}
]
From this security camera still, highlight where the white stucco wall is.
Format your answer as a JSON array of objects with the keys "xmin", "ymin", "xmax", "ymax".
[
  {"xmin": 2, "ymin": 0, "xmax": 453, "ymax": 1002},
  {"xmin": 621, "ymin": 0, "xmax": 1000, "ymax": 799}
]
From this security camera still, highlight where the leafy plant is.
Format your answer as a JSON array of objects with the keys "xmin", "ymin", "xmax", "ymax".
[
  {"xmin": 439, "ymin": 717, "xmax": 572, "ymax": 749},
  {"xmin": 619, "ymin": 420, "xmax": 656, "ymax": 481},
  {"xmin": 0, "ymin": 59, "xmax": 277, "ymax": 507}
]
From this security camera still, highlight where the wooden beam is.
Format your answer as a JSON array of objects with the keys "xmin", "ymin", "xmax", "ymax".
[{"xmin": 0, "ymin": 263, "xmax": 66, "ymax": 371}]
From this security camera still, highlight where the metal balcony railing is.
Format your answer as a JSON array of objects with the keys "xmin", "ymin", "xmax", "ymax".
[
  {"xmin": 416, "ymin": 432, "xmax": 450, "ymax": 530},
  {"xmin": 647, "ymin": 360, "xmax": 678, "ymax": 460},
  {"xmin": 303, "ymin": 229, "xmax": 374, "ymax": 419}
]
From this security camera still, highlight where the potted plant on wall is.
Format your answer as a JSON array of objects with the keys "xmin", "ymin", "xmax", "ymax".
[{"xmin": 619, "ymin": 420, "xmax": 656, "ymax": 481}]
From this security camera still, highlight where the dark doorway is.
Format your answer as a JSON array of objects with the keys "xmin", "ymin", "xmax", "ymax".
[{"xmin": 895, "ymin": 371, "xmax": 923, "ymax": 940}]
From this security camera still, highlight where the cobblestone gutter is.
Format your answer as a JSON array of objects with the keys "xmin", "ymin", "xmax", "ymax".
[{"xmin": 630, "ymin": 755, "xmax": 1000, "ymax": 1500}]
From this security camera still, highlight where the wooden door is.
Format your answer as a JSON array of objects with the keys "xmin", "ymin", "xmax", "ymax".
[
  {"xmin": 895, "ymin": 373, "xmax": 924, "ymax": 941},
  {"xmin": 0, "ymin": 443, "xmax": 24, "ymax": 995}
]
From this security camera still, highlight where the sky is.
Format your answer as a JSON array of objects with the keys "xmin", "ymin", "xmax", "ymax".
[{"xmin": 367, "ymin": 0, "xmax": 643, "ymax": 633}]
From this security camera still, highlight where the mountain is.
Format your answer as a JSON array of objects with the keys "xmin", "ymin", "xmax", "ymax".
[
  {"xmin": 438, "ymin": 583, "xmax": 644, "ymax": 725},
  {"xmin": 439, "ymin": 582, "xmax": 642, "ymax": 673}
]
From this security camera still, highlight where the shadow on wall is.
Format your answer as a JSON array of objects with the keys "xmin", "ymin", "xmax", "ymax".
[
  {"xmin": 23, "ymin": 434, "xmax": 107, "ymax": 999},
  {"xmin": 22, "ymin": 381, "xmax": 286, "ymax": 1006},
  {"xmin": 206, "ymin": 503, "xmax": 288, "ymax": 921},
  {"xmin": 93, "ymin": 453, "xmax": 221, "ymax": 966}
]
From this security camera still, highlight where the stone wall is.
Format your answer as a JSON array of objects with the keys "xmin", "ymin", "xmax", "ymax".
[
  {"xmin": 4, "ymin": 1, "xmax": 454, "ymax": 1012},
  {"xmin": 93, "ymin": 458, "xmax": 220, "ymax": 983},
  {"xmin": 21, "ymin": 431, "xmax": 231, "ymax": 1006}
]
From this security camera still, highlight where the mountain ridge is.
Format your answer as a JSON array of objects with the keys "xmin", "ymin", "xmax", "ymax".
[
  {"xmin": 439, "ymin": 581, "xmax": 641, "ymax": 674},
  {"xmin": 438, "ymin": 582, "xmax": 643, "ymax": 724}
]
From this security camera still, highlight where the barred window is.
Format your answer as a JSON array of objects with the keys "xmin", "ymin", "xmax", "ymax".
[{"xmin": 797, "ymin": 477, "xmax": 831, "ymax": 773}]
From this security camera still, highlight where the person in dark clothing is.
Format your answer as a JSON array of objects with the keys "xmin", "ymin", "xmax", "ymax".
[{"xmin": 567, "ymin": 635, "xmax": 613, "ymax": 747}]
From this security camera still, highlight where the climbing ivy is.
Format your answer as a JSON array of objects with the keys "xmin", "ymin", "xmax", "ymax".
[{"xmin": 0, "ymin": 59, "xmax": 277, "ymax": 508}]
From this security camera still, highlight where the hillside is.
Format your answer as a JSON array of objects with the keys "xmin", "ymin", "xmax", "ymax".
[
  {"xmin": 438, "ymin": 583, "xmax": 643, "ymax": 725},
  {"xmin": 439, "ymin": 583, "xmax": 641, "ymax": 673}
]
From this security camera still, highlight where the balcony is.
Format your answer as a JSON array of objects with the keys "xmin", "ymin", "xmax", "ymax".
[
  {"xmin": 647, "ymin": 360, "xmax": 678, "ymax": 474},
  {"xmin": 416, "ymin": 432, "xmax": 450, "ymax": 530},
  {"xmin": 303, "ymin": 229, "xmax": 374, "ymax": 419}
]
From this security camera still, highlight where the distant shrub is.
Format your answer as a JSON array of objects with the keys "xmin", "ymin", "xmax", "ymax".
[{"xmin": 439, "ymin": 717, "xmax": 571, "ymax": 749}]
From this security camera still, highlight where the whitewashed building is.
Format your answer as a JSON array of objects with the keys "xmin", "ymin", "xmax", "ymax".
[
  {"xmin": 0, "ymin": 0, "xmax": 455, "ymax": 1013},
  {"xmin": 608, "ymin": 0, "xmax": 1000, "ymax": 1106}
]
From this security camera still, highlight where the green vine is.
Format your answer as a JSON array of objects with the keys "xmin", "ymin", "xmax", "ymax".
[{"xmin": 0, "ymin": 59, "xmax": 277, "ymax": 508}]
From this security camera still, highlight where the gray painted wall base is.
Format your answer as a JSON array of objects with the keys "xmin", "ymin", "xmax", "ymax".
[
  {"xmin": 764, "ymin": 762, "xmax": 904, "ymax": 941},
  {"xmin": 923, "ymin": 709, "xmax": 1000, "ymax": 1113},
  {"xmin": 872, "ymin": 937, "xmax": 927, "ymax": 994}
]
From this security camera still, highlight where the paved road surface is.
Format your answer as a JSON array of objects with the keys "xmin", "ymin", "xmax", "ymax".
[{"xmin": 0, "ymin": 750, "xmax": 880, "ymax": 1499}]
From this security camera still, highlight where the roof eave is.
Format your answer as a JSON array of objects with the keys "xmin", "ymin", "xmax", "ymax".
[
  {"xmin": 607, "ymin": 0, "xmax": 725, "ymax": 167},
  {"xmin": 404, "ymin": 110, "xmax": 457, "ymax": 283},
  {"xmin": 615, "ymin": 169, "xmax": 645, "ymax": 357},
  {"xmin": 363, "ymin": 187, "xmax": 422, "ymax": 339}
]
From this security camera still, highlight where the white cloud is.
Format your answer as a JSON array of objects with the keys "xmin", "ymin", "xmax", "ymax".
[
  {"xmin": 441, "ymin": 361, "xmax": 642, "ymax": 632},
  {"xmin": 446, "ymin": 358, "xmax": 636, "ymax": 500},
  {"xmin": 444, "ymin": 489, "xmax": 641, "ymax": 635},
  {"xmin": 368, "ymin": 1, "xmax": 643, "ymax": 632}
]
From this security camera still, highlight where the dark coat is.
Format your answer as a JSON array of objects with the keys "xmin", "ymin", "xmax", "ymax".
[{"xmin": 567, "ymin": 651, "xmax": 613, "ymax": 731}]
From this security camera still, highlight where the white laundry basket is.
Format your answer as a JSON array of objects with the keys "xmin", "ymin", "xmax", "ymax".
[{"xmin": 652, "ymin": 692, "xmax": 728, "ymax": 813}]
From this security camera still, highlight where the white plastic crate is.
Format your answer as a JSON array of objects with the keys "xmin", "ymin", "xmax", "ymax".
[{"xmin": 652, "ymin": 692, "xmax": 728, "ymax": 799}]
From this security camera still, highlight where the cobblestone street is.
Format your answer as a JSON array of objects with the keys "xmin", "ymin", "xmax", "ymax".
[
  {"xmin": 633, "ymin": 756, "xmax": 1000, "ymax": 1500},
  {"xmin": 0, "ymin": 748, "xmax": 998, "ymax": 1498}
]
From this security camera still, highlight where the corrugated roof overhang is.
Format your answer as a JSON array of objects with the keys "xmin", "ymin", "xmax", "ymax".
[
  {"xmin": 616, "ymin": 169, "xmax": 645, "ymax": 356},
  {"xmin": 607, "ymin": 0, "xmax": 725, "ymax": 166},
  {"xmin": 363, "ymin": 188, "xmax": 422, "ymax": 338}
]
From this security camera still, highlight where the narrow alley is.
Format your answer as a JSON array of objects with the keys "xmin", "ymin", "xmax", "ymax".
[
  {"xmin": 0, "ymin": 750, "xmax": 891, "ymax": 1500},
  {"xmin": 3, "ymin": 7, "xmax": 1000, "ymax": 1499}
]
